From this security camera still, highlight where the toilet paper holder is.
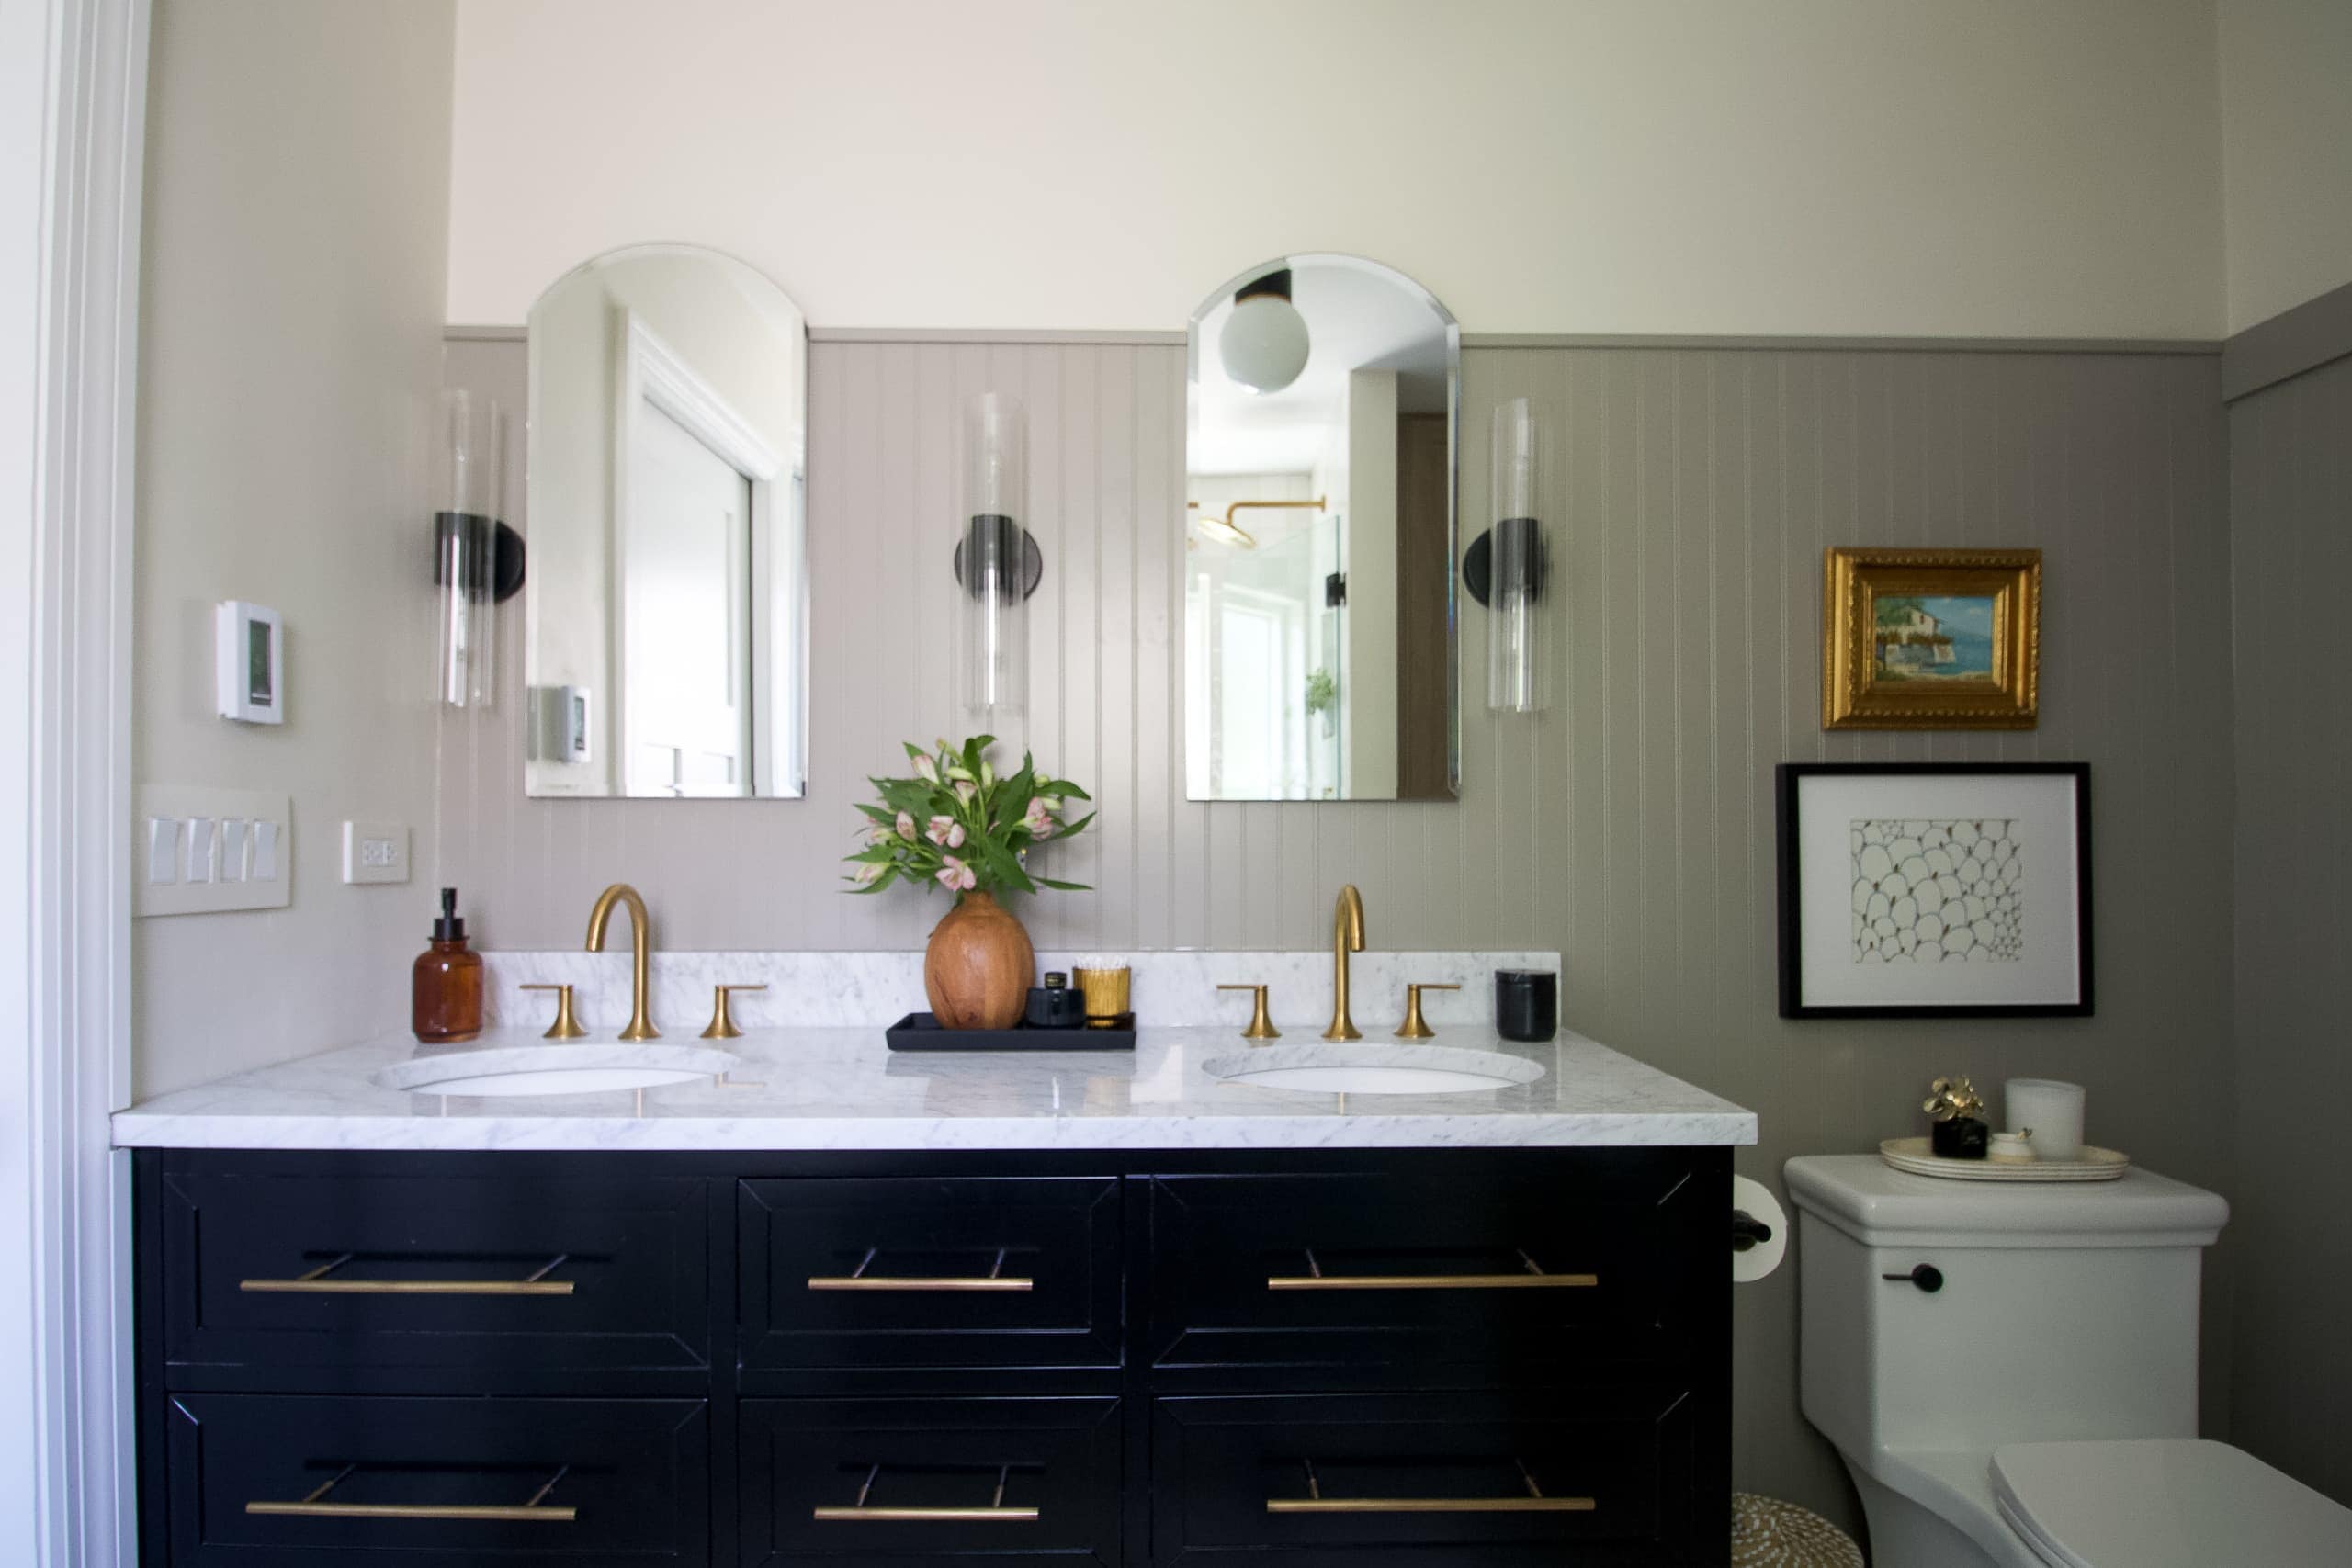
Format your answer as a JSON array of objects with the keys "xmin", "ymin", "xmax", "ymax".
[{"xmin": 1731, "ymin": 1210, "xmax": 1775, "ymax": 1253}]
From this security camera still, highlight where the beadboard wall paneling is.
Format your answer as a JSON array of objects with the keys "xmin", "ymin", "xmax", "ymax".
[
  {"xmin": 437, "ymin": 336, "xmax": 1544, "ymax": 955},
  {"xmin": 2228, "ymin": 351, "xmax": 2352, "ymax": 1505},
  {"xmin": 439, "ymin": 335, "xmax": 2234, "ymax": 1534}
]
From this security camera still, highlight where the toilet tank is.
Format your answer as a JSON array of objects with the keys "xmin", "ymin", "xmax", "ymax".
[{"xmin": 1784, "ymin": 1156, "xmax": 2228, "ymax": 1459}]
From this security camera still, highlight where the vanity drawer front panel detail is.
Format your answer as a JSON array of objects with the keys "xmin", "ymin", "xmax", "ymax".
[
  {"xmin": 163, "ymin": 1393, "xmax": 707, "ymax": 1567},
  {"xmin": 737, "ymin": 1395, "xmax": 1121, "ymax": 1567},
  {"xmin": 158, "ymin": 1159, "xmax": 709, "ymax": 1393},
  {"xmin": 739, "ymin": 1176, "xmax": 1121, "ymax": 1384},
  {"xmin": 1143, "ymin": 1155, "xmax": 1714, "ymax": 1388},
  {"xmin": 1150, "ymin": 1389, "xmax": 1701, "ymax": 1566}
]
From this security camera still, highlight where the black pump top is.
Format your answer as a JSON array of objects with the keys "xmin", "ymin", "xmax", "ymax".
[{"xmin": 432, "ymin": 886, "xmax": 467, "ymax": 942}]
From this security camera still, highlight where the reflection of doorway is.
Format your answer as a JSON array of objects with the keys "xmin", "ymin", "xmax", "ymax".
[{"xmin": 622, "ymin": 401, "xmax": 752, "ymax": 795}]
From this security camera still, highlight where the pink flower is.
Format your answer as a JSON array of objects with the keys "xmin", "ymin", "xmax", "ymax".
[
  {"xmin": 1023, "ymin": 799, "xmax": 1056, "ymax": 839},
  {"xmin": 895, "ymin": 810, "xmax": 917, "ymax": 840},
  {"xmin": 852, "ymin": 863, "xmax": 884, "ymax": 886},
  {"xmin": 913, "ymin": 754, "xmax": 939, "ymax": 784},
  {"xmin": 954, "ymin": 780, "xmax": 978, "ymax": 806},
  {"xmin": 925, "ymin": 815, "xmax": 966, "ymax": 848},
  {"xmin": 867, "ymin": 825, "xmax": 895, "ymax": 847},
  {"xmin": 935, "ymin": 855, "xmax": 978, "ymax": 891}
]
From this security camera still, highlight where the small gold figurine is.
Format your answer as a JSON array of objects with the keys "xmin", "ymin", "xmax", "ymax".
[{"xmin": 1923, "ymin": 1076, "xmax": 1984, "ymax": 1122}]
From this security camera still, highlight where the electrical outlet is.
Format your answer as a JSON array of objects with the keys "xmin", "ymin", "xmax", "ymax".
[{"xmin": 341, "ymin": 821, "xmax": 410, "ymax": 885}]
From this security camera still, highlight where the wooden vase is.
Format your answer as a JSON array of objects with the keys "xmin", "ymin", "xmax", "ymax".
[{"xmin": 923, "ymin": 890, "xmax": 1035, "ymax": 1030}]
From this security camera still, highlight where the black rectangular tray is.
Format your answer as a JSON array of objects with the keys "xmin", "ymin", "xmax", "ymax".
[{"xmin": 885, "ymin": 1011, "xmax": 1136, "ymax": 1052}]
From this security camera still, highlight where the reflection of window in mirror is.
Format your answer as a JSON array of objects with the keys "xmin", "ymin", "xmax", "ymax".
[
  {"xmin": 1184, "ymin": 255, "xmax": 1458, "ymax": 803},
  {"xmin": 526, "ymin": 244, "xmax": 808, "ymax": 800}
]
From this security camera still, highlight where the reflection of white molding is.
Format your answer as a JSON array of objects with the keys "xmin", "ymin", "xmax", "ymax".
[
  {"xmin": 608, "ymin": 307, "xmax": 806, "ymax": 799},
  {"xmin": 625, "ymin": 310, "xmax": 781, "ymax": 479}
]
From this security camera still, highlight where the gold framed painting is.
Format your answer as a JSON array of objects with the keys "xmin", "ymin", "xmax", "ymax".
[{"xmin": 1822, "ymin": 547, "xmax": 2040, "ymax": 729}]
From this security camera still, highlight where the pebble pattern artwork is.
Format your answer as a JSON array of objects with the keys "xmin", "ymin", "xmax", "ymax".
[{"xmin": 1850, "ymin": 818, "xmax": 2021, "ymax": 964}]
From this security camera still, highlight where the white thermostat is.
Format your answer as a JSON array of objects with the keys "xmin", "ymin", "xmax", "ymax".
[{"xmin": 215, "ymin": 601, "xmax": 284, "ymax": 724}]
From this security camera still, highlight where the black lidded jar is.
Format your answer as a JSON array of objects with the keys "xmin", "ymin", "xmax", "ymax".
[
  {"xmin": 1495, "ymin": 969, "xmax": 1557, "ymax": 1043},
  {"xmin": 1023, "ymin": 971, "xmax": 1087, "ymax": 1030}
]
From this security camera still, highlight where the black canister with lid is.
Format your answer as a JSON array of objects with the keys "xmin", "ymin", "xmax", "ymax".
[
  {"xmin": 1024, "ymin": 971, "xmax": 1088, "ymax": 1030},
  {"xmin": 1495, "ymin": 969, "xmax": 1557, "ymax": 1043}
]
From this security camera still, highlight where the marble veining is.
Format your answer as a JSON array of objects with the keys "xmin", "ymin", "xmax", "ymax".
[
  {"xmin": 111, "ymin": 1023, "xmax": 1754, "ymax": 1152},
  {"xmin": 482, "ymin": 950, "xmax": 1561, "ymax": 1034}
]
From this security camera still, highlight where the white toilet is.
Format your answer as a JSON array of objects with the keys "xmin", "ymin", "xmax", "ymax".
[{"xmin": 1786, "ymin": 1155, "xmax": 2352, "ymax": 1568}]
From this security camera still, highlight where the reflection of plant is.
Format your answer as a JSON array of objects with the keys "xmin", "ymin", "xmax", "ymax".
[
  {"xmin": 1304, "ymin": 667, "xmax": 1337, "ymax": 716},
  {"xmin": 843, "ymin": 736, "xmax": 1093, "ymax": 899}
]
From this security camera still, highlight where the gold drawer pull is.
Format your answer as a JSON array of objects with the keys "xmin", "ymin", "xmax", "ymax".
[
  {"xmin": 247, "ymin": 1464, "xmax": 576, "ymax": 1522},
  {"xmin": 1268, "ymin": 1457, "xmax": 1591, "ymax": 1516},
  {"xmin": 814, "ymin": 1463, "xmax": 1041, "ymax": 1523},
  {"xmin": 241, "ymin": 1253, "xmax": 576, "ymax": 1296},
  {"xmin": 1268, "ymin": 1247, "xmax": 1594, "ymax": 1291},
  {"xmin": 1268, "ymin": 1496, "xmax": 1594, "ymax": 1515},
  {"xmin": 808, "ymin": 1246, "xmax": 1033, "ymax": 1293}
]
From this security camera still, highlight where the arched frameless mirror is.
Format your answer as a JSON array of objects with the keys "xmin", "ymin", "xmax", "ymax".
[
  {"xmin": 525, "ymin": 243, "xmax": 808, "ymax": 798},
  {"xmin": 1183, "ymin": 254, "xmax": 1459, "ymax": 802}
]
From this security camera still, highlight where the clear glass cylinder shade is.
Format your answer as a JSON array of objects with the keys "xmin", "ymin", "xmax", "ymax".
[
  {"xmin": 958, "ymin": 391, "xmax": 1029, "ymax": 715},
  {"xmin": 1487, "ymin": 397, "xmax": 1548, "ymax": 713},
  {"xmin": 436, "ymin": 389, "xmax": 506, "ymax": 708}
]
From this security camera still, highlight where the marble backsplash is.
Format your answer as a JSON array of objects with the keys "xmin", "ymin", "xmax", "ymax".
[{"xmin": 484, "ymin": 950, "xmax": 1561, "ymax": 1035}]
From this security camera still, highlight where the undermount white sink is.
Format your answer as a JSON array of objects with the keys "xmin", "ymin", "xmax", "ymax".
[
  {"xmin": 1204, "ymin": 1044, "xmax": 1545, "ymax": 1097},
  {"xmin": 376, "ymin": 1044, "xmax": 740, "ymax": 1099}
]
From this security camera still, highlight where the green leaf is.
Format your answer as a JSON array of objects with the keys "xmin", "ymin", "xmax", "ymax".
[
  {"xmin": 1049, "ymin": 779, "xmax": 1091, "ymax": 803},
  {"xmin": 1035, "ymin": 877, "xmax": 1091, "ymax": 891},
  {"xmin": 970, "ymin": 830, "xmax": 1037, "ymax": 896},
  {"xmin": 1057, "ymin": 810, "xmax": 1096, "ymax": 838}
]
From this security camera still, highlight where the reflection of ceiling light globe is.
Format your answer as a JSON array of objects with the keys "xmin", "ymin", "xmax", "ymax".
[{"xmin": 1218, "ymin": 271, "xmax": 1308, "ymax": 394}]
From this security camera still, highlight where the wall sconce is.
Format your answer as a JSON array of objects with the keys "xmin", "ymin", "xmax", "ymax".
[
  {"xmin": 435, "ymin": 389, "xmax": 524, "ymax": 709},
  {"xmin": 1463, "ymin": 396, "xmax": 1548, "ymax": 713},
  {"xmin": 954, "ymin": 390, "xmax": 1039, "ymax": 715}
]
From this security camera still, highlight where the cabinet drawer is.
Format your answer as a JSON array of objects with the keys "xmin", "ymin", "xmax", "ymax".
[
  {"xmin": 159, "ymin": 1164, "xmax": 708, "ymax": 1393},
  {"xmin": 738, "ymin": 1395, "xmax": 1121, "ymax": 1566},
  {"xmin": 1143, "ymin": 1157, "xmax": 1716, "ymax": 1389},
  {"xmin": 1151, "ymin": 1389, "xmax": 1705, "ymax": 1566},
  {"xmin": 163, "ymin": 1393, "xmax": 707, "ymax": 1567},
  {"xmin": 739, "ymin": 1176, "xmax": 1120, "ymax": 1385}
]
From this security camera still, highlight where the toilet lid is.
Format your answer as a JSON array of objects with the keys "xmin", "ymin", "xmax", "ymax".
[{"xmin": 1991, "ymin": 1439, "xmax": 2352, "ymax": 1568}]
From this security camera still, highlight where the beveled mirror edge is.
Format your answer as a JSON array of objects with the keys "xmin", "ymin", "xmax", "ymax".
[
  {"xmin": 524, "ymin": 241, "xmax": 809, "ymax": 802},
  {"xmin": 1185, "ymin": 253, "xmax": 1463, "ymax": 803}
]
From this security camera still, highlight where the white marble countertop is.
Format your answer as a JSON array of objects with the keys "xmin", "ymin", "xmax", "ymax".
[{"xmin": 111, "ymin": 1026, "xmax": 1757, "ymax": 1152}]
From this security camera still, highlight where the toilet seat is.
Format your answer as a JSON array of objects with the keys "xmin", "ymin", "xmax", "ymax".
[{"xmin": 1990, "ymin": 1438, "xmax": 2352, "ymax": 1568}]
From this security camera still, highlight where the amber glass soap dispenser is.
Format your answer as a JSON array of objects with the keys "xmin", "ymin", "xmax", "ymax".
[{"xmin": 413, "ymin": 886, "xmax": 483, "ymax": 1043}]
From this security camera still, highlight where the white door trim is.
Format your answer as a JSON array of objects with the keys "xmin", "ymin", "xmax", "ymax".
[{"xmin": 3, "ymin": 0, "xmax": 149, "ymax": 1563}]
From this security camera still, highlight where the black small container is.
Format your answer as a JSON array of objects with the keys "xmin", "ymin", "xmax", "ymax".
[
  {"xmin": 1023, "ymin": 972, "xmax": 1087, "ymax": 1030},
  {"xmin": 1931, "ymin": 1116, "xmax": 1990, "ymax": 1160},
  {"xmin": 1495, "ymin": 969, "xmax": 1558, "ymax": 1043}
]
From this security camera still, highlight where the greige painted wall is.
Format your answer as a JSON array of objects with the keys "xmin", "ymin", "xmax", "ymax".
[
  {"xmin": 134, "ymin": 0, "xmax": 456, "ymax": 1097},
  {"xmin": 441, "ymin": 333, "xmax": 2235, "ymax": 1532},
  {"xmin": 2228, "ymin": 348, "xmax": 2351, "ymax": 1505}
]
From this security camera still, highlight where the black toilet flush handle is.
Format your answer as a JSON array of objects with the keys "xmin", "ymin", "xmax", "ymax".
[{"xmin": 1882, "ymin": 1264, "xmax": 1943, "ymax": 1292}]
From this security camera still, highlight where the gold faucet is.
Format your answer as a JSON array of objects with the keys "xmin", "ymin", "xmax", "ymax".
[
  {"xmin": 1324, "ymin": 884, "xmax": 1365, "ymax": 1040},
  {"xmin": 585, "ymin": 883, "xmax": 659, "ymax": 1041}
]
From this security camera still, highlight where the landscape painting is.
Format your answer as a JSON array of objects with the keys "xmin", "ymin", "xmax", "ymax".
[
  {"xmin": 1872, "ymin": 593, "xmax": 1996, "ymax": 682},
  {"xmin": 1821, "ymin": 547, "xmax": 2041, "ymax": 729}
]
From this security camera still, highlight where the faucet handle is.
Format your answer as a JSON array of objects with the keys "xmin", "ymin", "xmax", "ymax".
[
  {"xmin": 520, "ymin": 983, "xmax": 588, "ymax": 1041},
  {"xmin": 1396, "ymin": 982, "xmax": 1463, "ymax": 1041},
  {"xmin": 701, "ymin": 984, "xmax": 766, "ymax": 1041},
  {"xmin": 1216, "ymin": 983, "xmax": 1281, "ymax": 1041}
]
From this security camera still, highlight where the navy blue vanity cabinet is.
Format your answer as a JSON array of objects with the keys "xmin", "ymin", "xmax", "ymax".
[{"xmin": 134, "ymin": 1147, "xmax": 1731, "ymax": 1567}]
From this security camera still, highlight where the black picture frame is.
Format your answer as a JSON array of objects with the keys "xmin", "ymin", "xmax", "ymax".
[{"xmin": 1775, "ymin": 761, "xmax": 2093, "ymax": 1019}]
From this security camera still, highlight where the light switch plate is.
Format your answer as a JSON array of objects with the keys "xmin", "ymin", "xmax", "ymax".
[
  {"xmin": 340, "ymin": 820, "xmax": 411, "ymax": 885},
  {"xmin": 135, "ymin": 786, "xmax": 290, "ymax": 917}
]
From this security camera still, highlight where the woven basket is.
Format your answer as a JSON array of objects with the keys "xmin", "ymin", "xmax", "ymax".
[{"xmin": 1729, "ymin": 1492, "xmax": 1866, "ymax": 1568}]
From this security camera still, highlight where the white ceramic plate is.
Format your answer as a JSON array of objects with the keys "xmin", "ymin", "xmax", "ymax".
[{"xmin": 1880, "ymin": 1136, "xmax": 2129, "ymax": 1182}]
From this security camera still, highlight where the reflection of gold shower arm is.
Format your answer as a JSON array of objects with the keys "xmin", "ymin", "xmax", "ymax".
[{"xmin": 1187, "ymin": 496, "xmax": 1327, "ymax": 551}]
